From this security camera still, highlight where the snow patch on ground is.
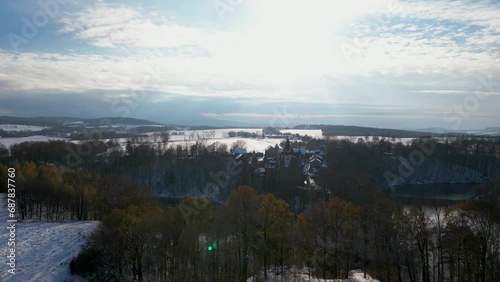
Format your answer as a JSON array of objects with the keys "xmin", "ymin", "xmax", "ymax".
[
  {"xmin": 168, "ymin": 137, "xmax": 283, "ymax": 152},
  {"xmin": 0, "ymin": 125, "xmax": 48, "ymax": 132},
  {"xmin": 169, "ymin": 128, "xmax": 263, "ymax": 140},
  {"xmin": 0, "ymin": 194, "xmax": 98, "ymax": 282},
  {"xmin": 248, "ymin": 268, "xmax": 379, "ymax": 282}
]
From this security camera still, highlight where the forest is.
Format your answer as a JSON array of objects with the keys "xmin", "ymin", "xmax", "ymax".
[
  {"xmin": 0, "ymin": 135, "xmax": 499, "ymax": 281},
  {"xmin": 292, "ymin": 124, "xmax": 447, "ymax": 138}
]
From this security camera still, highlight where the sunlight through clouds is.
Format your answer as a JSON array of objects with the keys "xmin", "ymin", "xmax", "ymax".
[{"xmin": 0, "ymin": 0, "xmax": 499, "ymax": 128}]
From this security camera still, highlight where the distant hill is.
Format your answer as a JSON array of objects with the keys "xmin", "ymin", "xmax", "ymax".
[
  {"xmin": 0, "ymin": 116, "xmax": 82, "ymax": 126},
  {"xmin": 294, "ymin": 124, "xmax": 463, "ymax": 138},
  {"xmin": 415, "ymin": 127, "xmax": 454, "ymax": 134},
  {"xmin": 1, "ymin": 116, "xmax": 497, "ymax": 138},
  {"xmin": 416, "ymin": 127, "xmax": 500, "ymax": 136},
  {"xmin": 85, "ymin": 117, "xmax": 162, "ymax": 126}
]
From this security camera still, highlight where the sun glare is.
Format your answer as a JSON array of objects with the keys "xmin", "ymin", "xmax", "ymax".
[{"xmin": 237, "ymin": 0, "xmax": 388, "ymax": 78}]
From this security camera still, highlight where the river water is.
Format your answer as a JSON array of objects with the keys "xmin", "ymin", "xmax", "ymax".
[
  {"xmin": 393, "ymin": 183, "xmax": 479, "ymax": 203},
  {"xmin": 391, "ymin": 183, "xmax": 481, "ymax": 219}
]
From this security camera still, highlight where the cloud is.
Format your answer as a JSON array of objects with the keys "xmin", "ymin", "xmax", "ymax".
[
  {"xmin": 337, "ymin": 0, "xmax": 500, "ymax": 75},
  {"xmin": 1, "ymin": 0, "xmax": 499, "ymax": 129},
  {"xmin": 392, "ymin": 0, "xmax": 500, "ymax": 29},
  {"xmin": 199, "ymin": 101, "xmax": 452, "ymax": 123},
  {"xmin": 55, "ymin": 7, "xmax": 500, "ymax": 112},
  {"xmin": 201, "ymin": 112, "xmax": 435, "ymax": 120},
  {"xmin": 58, "ymin": 2, "xmax": 223, "ymax": 51},
  {"xmin": 416, "ymin": 90, "xmax": 500, "ymax": 96},
  {"xmin": 54, "ymin": 1, "xmax": 500, "ymax": 79}
]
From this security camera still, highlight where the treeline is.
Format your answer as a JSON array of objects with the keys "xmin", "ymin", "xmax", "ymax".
[
  {"xmin": 122, "ymin": 140, "xmax": 247, "ymax": 198},
  {"xmin": 71, "ymin": 186, "xmax": 352, "ymax": 281},
  {"xmin": 227, "ymin": 130, "xmax": 260, "ymax": 138},
  {"xmin": 70, "ymin": 127, "xmax": 172, "ymax": 140},
  {"xmin": 408, "ymin": 137, "xmax": 500, "ymax": 168},
  {"xmin": 69, "ymin": 183, "xmax": 500, "ymax": 282},
  {"xmin": 70, "ymin": 131, "xmax": 138, "ymax": 141},
  {"xmin": 3, "ymin": 140, "xmax": 117, "ymax": 171},
  {"xmin": 322, "ymin": 137, "xmax": 500, "ymax": 189},
  {"xmin": 1, "ymin": 139, "xmax": 243, "ymax": 199},
  {"xmin": 2, "ymin": 136, "xmax": 499, "ymax": 196},
  {"xmin": 0, "ymin": 162, "xmax": 152, "ymax": 221},
  {"xmin": 0, "ymin": 143, "xmax": 8, "ymax": 162},
  {"xmin": 1, "ymin": 138, "xmax": 227, "ymax": 169},
  {"xmin": 316, "ymin": 124, "xmax": 455, "ymax": 138},
  {"xmin": 0, "ymin": 129, "xmax": 45, "ymax": 138},
  {"xmin": 2, "ymin": 136, "xmax": 499, "ymax": 200},
  {"xmin": 1, "ymin": 161, "xmax": 498, "ymax": 281}
]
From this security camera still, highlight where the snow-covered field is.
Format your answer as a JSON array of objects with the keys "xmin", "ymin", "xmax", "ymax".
[
  {"xmin": 95, "ymin": 136, "xmax": 284, "ymax": 153},
  {"xmin": 0, "ymin": 125, "xmax": 48, "ymax": 132},
  {"xmin": 101, "ymin": 133, "xmax": 491, "ymax": 155},
  {"xmin": 170, "ymin": 137, "xmax": 283, "ymax": 152},
  {"xmin": 168, "ymin": 128, "xmax": 263, "ymax": 141},
  {"xmin": 126, "ymin": 128, "xmax": 301, "ymax": 152},
  {"xmin": 0, "ymin": 194, "xmax": 98, "ymax": 282},
  {"xmin": 0, "ymin": 136, "xmax": 68, "ymax": 147},
  {"xmin": 0, "ymin": 127, "xmax": 427, "ymax": 152},
  {"xmin": 161, "ymin": 128, "xmax": 317, "ymax": 152}
]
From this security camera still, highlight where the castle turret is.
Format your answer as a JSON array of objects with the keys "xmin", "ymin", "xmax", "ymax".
[{"xmin": 284, "ymin": 138, "xmax": 291, "ymax": 153}]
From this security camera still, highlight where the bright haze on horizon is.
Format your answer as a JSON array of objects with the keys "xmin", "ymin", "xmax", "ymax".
[{"xmin": 0, "ymin": 0, "xmax": 499, "ymax": 129}]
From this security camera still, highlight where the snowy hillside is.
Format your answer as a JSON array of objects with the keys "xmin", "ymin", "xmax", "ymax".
[
  {"xmin": 0, "ymin": 125, "xmax": 48, "ymax": 132},
  {"xmin": 0, "ymin": 194, "xmax": 98, "ymax": 282}
]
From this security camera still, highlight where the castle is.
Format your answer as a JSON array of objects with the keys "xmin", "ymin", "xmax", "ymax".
[{"xmin": 260, "ymin": 138, "xmax": 326, "ymax": 191}]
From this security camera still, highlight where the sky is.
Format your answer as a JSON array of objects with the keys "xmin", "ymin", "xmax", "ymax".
[{"xmin": 0, "ymin": 0, "xmax": 499, "ymax": 130}]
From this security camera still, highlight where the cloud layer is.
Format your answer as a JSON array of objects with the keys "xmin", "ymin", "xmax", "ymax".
[{"xmin": 0, "ymin": 0, "xmax": 499, "ymax": 129}]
